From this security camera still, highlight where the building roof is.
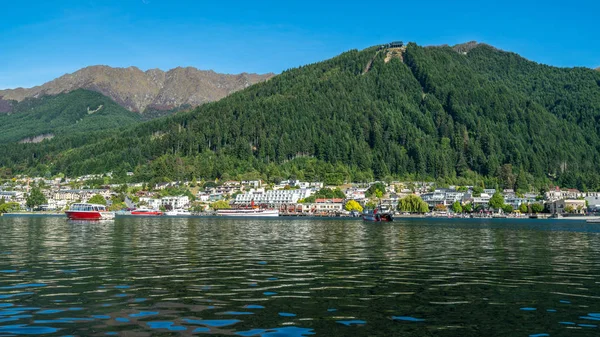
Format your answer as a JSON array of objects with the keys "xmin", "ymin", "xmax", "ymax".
[{"xmin": 315, "ymin": 198, "xmax": 344, "ymax": 203}]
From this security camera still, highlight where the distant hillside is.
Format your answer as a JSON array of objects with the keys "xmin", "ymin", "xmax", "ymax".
[
  {"xmin": 0, "ymin": 89, "xmax": 141, "ymax": 143},
  {"xmin": 2, "ymin": 42, "xmax": 600, "ymax": 190},
  {"xmin": 0, "ymin": 66, "xmax": 274, "ymax": 113}
]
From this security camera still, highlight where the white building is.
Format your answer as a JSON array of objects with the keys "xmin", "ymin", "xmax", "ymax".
[
  {"xmin": 421, "ymin": 192, "xmax": 446, "ymax": 208},
  {"xmin": 196, "ymin": 192, "xmax": 210, "ymax": 202},
  {"xmin": 545, "ymin": 188, "xmax": 584, "ymax": 202},
  {"xmin": 234, "ymin": 188, "xmax": 312, "ymax": 205},
  {"xmin": 471, "ymin": 193, "xmax": 492, "ymax": 207},
  {"xmin": 241, "ymin": 180, "xmax": 261, "ymax": 188},
  {"xmin": 586, "ymin": 195, "xmax": 600, "ymax": 212},
  {"xmin": 345, "ymin": 188, "xmax": 367, "ymax": 201},
  {"xmin": 139, "ymin": 197, "xmax": 162, "ymax": 210},
  {"xmin": 53, "ymin": 189, "xmax": 111, "ymax": 203},
  {"xmin": 161, "ymin": 196, "xmax": 190, "ymax": 209},
  {"xmin": 0, "ymin": 191, "xmax": 25, "ymax": 205}
]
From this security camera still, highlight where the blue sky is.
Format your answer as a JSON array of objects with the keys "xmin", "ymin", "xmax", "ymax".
[{"xmin": 0, "ymin": 0, "xmax": 598, "ymax": 89}]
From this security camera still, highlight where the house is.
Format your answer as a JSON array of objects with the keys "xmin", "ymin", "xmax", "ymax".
[
  {"xmin": 241, "ymin": 180, "xmax": 261, "ymax": 188},
  {"xmin": 548, "ymin": 199, "xmax": 586, "ymax": 214},
  {"xmin": 208, "ymin": 193, "xmax": 224, "ymax": 202},
  {"xmin": 196, "ymin": 192, "xmax": 210, "ymax": 203},
  {"xmin": 504, "ymin": 196, "xmax": 534, "ymax": 210},
  {"xmin": 311, "ymin": 198, "xmax": 344, "ymax": 213},
  {"xmin": 471, "ymin": 193, "xmax": 492, "ymax": 208},
  {"xmin": 139, "ymin": 197, "xmax": 161, "ymax": 209},
  {"xmin": 420, "ymin": 192, "xmax": 446, "ymax": 208},
  {"xmin": 344, "ymin": 188, "xmax": 367, "ymax": 201},
  {"xmin": 0, "ymin": 191, "xmax": 25, "ymax": 206}
]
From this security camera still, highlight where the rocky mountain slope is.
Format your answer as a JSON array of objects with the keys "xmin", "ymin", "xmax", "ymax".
[{"xmin": 0, "ymin": 66, "xmax": 274, "ymax": 113}]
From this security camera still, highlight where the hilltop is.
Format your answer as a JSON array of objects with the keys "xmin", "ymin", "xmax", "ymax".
[
  {"xmin": 0, "ymin": 89, "xmax": 141, "ymax": 143},
  {"xmin": 0, "ymin": 66, "xmax": 274, "ymax": 113},
  {"xmin": 1, "ymin": 42, "xmax": 600, "ymax": 190}
]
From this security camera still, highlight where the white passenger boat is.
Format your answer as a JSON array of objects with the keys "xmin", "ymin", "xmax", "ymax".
[
  {"xmin": 65, "ymin": 203, "xmax": 115, "ymax": 220},
  {"xmin": 165, "ymin": 209, "xmax": 192, "ymax": 216},
  {"xmin": 216, "ymin": 209, "xmax": 279, "ymax": 217}
]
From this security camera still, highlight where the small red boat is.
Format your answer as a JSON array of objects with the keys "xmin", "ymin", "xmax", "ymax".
[
  {"xmin": 130, "ymin": 208, "xmax": 163, "ymax": 216},
  {"xmin": 65, "ymin": 203, "xmax": 115, "ymax": 220}
]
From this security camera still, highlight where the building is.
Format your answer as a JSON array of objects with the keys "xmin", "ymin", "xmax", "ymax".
[
  {"xmin": 161, "ymin": 196, "xmax": 190, "ymax": 209},
  {"xmin": 241, "ymin": 180, "xmax": 261, "ymax": 188},
  {"xmin": 196, "ymin": 192, "xmax": 210, "ymax": 203},
  {"xmin": 53, "ymin": 189, "xmax": 111, "ymax": 203},
  {"xmin": 470, "ymin": 193, "xmax": 492, "ymax": 208},
  {"xmin": 545, "ymin": 187, "xmax": 584, "ymax": 202},
  {"xmin": 0, "ymin": 191, "xmax": 25, "ymax": 205},
  {"xmin": 420, "ymin": 192, "xmax": 446, "ymax": 208},
  {"xmin": 548, "ymin": 199, "xmax": 586, "ymax": 214},
  {"xmin": 139, "ymin": 197, "xmax": 161, "ymax": 210},
  {"xmin": 504, "ymin": 197, "xmax": 531, "ymax": 210},
  {"xmin": 585, "ymin": 196, "xmax": 600, "ymax": 212},
  {"xmin": 344, "ymin": 188, "xmax": 367, "ymax": 201},
  {"xmin": 234, "ymin": 188, "xmax": 312, "ymax": 206},
  {"xmin": 312, "ymin": 199, "xmax": 344, "ymax": 213}
]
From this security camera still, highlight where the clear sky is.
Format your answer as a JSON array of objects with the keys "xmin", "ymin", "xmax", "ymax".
[{"xmin": 1, "ymin": 0, "xmax": 598, "ymax": 89}]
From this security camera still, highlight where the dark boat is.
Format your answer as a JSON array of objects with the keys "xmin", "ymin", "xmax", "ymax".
[{"xmin": 362, "ymin": 208, "xmax": 393, "ymax": 222}]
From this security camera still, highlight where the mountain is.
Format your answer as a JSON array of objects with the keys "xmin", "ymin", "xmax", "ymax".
[
  {"xmin": 0, "ymin": 66, "xmax": 274, "ymax": 113},
  {"xmin": 2, "ymin": 42, "xmax": 600, "ymax": 190},
  {"xmin": 0, "ymin": 89, "xmax": 140, "ymax": 143}
]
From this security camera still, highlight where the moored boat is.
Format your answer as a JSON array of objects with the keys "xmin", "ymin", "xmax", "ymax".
[
  {"xmin": 362, "ymin": 209, "xmax": 393, "ymax": 222},
  {"xmin": 130, "ymin": 208, "xmax": 163, "ymax": 216},
  {"xmin": 586, "ymin": 218, "xmax": 600, "ymax": 223},
  {"xmin": 165, "ymin": 209, "xmax": 192, "ymax": 216},
  {"xmin": 217, "ymin": 209, "xmax": 279, "ymax": 217},
  {"xmin": 65, "ymin": 203, "xmax": 115, "ymax": 220}
]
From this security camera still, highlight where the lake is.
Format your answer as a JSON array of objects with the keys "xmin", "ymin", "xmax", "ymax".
[{"xmin": 1, "ymin": 216, "xmax": 600, "ymax": 336}]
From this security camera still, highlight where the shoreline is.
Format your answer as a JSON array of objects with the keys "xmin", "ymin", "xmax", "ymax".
[{"xmin": 2, "ymin": 212, "xmax": 600, "ymax": 222}]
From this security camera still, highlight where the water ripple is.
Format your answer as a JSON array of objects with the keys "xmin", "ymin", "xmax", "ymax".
[{"xmin": 1, "ymin": 217, "xmax": 600, "ymax": 336}]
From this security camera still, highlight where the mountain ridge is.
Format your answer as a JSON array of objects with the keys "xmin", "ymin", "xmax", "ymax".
[
  {"xmin": 2, "ymin": 42, "xmax": 600, "ymax": 190},
  {"xmin": 0, "ymin": 65, "xmax": 274, "ymax": 113}
]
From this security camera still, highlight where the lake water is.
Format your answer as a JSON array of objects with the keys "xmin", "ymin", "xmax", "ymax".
[{"xmin": 1, "ymin": 217, "xmax": 600, "ymax": 336}]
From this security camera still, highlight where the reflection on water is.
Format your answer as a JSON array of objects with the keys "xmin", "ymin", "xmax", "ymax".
[{"xmin": 1, "ymin": 217, "xmax": 600, "ymax": 336}]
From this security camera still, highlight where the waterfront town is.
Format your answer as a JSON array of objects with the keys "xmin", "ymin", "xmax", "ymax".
[{"xmin": 1, "ymin": 172, "xmax": 599, "ymax": 217}]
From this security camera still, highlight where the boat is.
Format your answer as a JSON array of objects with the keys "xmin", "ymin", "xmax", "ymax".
[
  {"xmin": 165, "ymin": 209, "xmax": 192, "ymax": 216},
  {"xmin": 216, "ymin": 209, "xmax": 279, "ymax": 217},
  {"xmin": 65, "ymin": 203, "xmax": 115, "ymax": 220},
  {"xmin": 586, "ymin": 218, "xmax": 600, "ymax": 223},
  {"xmin": 130, "ymin": 208, "xmax": 164, "ymax": 216},
  {"xmin": 362, "ymin": 209, "xmax": 393, "ymax": 222}
]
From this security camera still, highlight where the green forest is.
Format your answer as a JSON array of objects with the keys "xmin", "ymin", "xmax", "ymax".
[
  {"xmin": 1, "ymin": 43, "xmax": 600, "ymax": 191},
  {"xmin": 0, "ymin": 89, "xmax": 141, "ymax": 143}
]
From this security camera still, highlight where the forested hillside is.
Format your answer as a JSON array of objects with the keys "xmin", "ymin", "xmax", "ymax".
[
  {"xmin": 0, "ymin": 89, "xmax": 141, "ymax": 143},
  {"xmin": 1, "ymin": 43, "xmax": 600, "ymax": 191}
]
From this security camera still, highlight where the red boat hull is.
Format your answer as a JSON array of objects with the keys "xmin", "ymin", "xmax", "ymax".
[
  {"xmin": 130, "ymin": 211, "xmax": 163, "ymax": 216},
  {"xmin": 65, "ymin": 211, "xmax": 102, "ymax": 220}
]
